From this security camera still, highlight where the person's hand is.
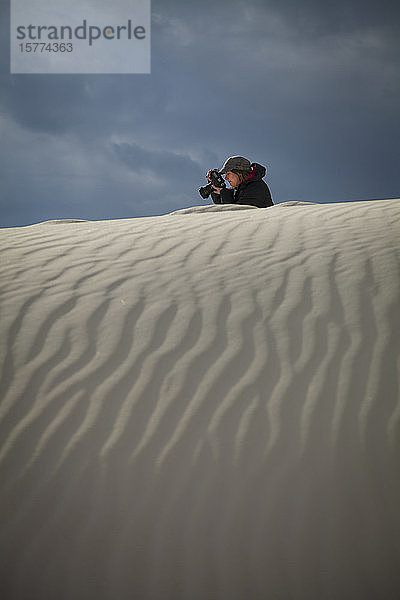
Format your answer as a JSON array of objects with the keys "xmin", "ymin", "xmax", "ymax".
[{"xmin": 207, "ymin": 170, "xmax": 222, "ymax": 194}]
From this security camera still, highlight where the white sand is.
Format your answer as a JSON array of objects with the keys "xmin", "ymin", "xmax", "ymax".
[{"xmin": 1, "ymin": 199, "xmax": 400, "ymax": 599}]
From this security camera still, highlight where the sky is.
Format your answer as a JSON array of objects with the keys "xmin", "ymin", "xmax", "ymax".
[{"xmin": 0, "ymin": 0, "xmax": 399, "ymax": 227}]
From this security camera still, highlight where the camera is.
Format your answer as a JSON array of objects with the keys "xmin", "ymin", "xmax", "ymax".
[{"xmin": 199, "ymin": 169, "xmax": 226, "ymax": 199}]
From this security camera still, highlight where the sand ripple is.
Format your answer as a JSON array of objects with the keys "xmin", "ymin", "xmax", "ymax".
[{"xmin": 1, "ymin": 200, "xmax": 400, "ymax": 599}]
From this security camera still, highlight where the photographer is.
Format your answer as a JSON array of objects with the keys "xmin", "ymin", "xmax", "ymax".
[{"xmin": 202, "ymin": 156, "xmax": 273, "ymax": 208}]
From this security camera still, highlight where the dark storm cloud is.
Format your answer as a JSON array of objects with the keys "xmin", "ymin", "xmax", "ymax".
[
  {"xmin": 261, "ymin": 0, "xmax": 400, "ymax": 34},
  {"xmin": 0, "ymin": 0, "xmax": 399, "ymax": 226},
  {"xmin": 113, "ymin": 142, "xmax": 201, "ymax": 181}
]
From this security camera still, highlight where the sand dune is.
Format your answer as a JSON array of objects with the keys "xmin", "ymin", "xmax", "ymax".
[{"xmin": 1, "ymin": 199, "xmax": 400, "ymax": 599}]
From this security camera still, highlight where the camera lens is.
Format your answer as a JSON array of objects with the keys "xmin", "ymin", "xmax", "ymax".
[{"xmin": 199, "ymin": 183, "xmax": 212, "ymax": 199}]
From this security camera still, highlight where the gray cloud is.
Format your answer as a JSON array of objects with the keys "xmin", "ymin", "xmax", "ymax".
[{"xmin": 1, "ymin": 0, "xmax": 399, "ymax": 226}]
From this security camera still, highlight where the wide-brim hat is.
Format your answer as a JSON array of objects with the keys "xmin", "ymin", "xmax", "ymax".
[{"xmin": 219, "ymin": 156, "xmax": 251, "ymax": 174}]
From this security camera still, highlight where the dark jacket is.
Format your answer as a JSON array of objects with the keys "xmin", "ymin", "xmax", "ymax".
[{"xmin": 211, "ymin": 163, "xmax": 273, "ymax": 208}]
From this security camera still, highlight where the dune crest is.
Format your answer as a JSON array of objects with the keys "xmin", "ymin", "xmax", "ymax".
[
  {"xmin": 1, "ymin": 199, "xmax": 400, "ymax": 599},
  {"xmin": 168, "ymin": 203, "xmax": 258, "ymax": 215}
]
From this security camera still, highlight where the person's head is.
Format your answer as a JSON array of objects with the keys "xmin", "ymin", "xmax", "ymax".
[
  {"xmin": 224, "ymin": 170, "xmax": 244, "ymax": 188},
  {"xmin": 219, "ymin": 156, "xmax": 251, "ymax": 188}
]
